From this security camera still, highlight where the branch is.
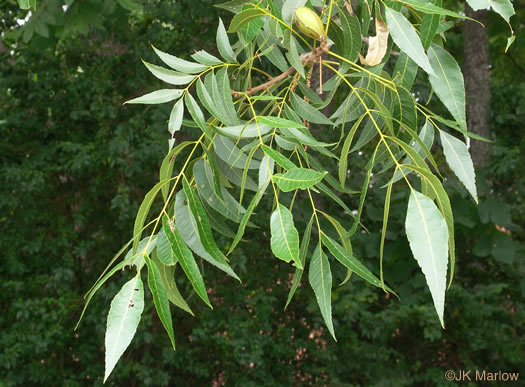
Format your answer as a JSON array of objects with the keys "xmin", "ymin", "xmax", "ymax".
[
  {"xmin": 231, "ymin": 41, "xmax": 331, "ymax": 98},
  {"xmin": 231, "ymin": 66, "xmax": 295, "ymax": 98}
]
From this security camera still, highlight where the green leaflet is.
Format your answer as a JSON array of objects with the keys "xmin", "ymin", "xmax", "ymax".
[
  {"xmin": 282, "ymin": 0, "xmax": 306, "ymax": 24},
  {"xmin": 472, "ymin": 0, "xmax": 516, "ymax": 48},
  {"xmin": 142, "ymin": 60, "xmax": 196, "ymax": 85},
  {"xmin": 156, "ymin": 229, "xmax": 177, "ymax": 265},
  {"xmin": 228, "ymin": 8, "xmax": 266, "ymax": 32},
  {"xmin": 285, "ymin": 213, "xmax": 314, "ymax": 309},
  {"xmin": 191, "ymin": 50, "xmax": 223, "ymax": 66},
  {"xmin": 393, "ymin": 51, "xmax": 418, "ymax": 89},
  {"xmin": 390, "ymin": 119, "xmax": 434, "ymax": 184},
  {"xmin": 338, "ymin": 5, "xmax": 361, "ymax": 66},
  {"xmin": 392, "ymin": 85, "xmax": 417, "ymax": 132},
  {"xmin": 380, "ymin": 179, "xmax": 393, "ymax": 290},
  {"xmin": 359, "ymin": 86, "xmax": 394, "ymax": 133},
  {"xmin": 270, "ymin": 204, "xmax": 300, "ymax": 264},
  {"xmin": 217, "ymin": 18, "xmax": 237, "ymax": 63},
  {"xmin": 104, "ymin": 275, "xmax": 144, "ymax": 382},
  {"xmin": 125, "ymin": 235, "xmax": 158, "ymax": 270},
  {"xmin": 261, "ymin": 144, "xmax": 298, "ymax": 170},
  {"xmin": 505, "ymin": 35, "xmax": 515, "ymax": 53},
  {"xmin": 241, "ymin": 142, "xmax": 261, "ymax": 205},
  {"xmin": 275, "ymin": 135, "xmax": 297, "ymax": 151},
  {"xmin": 206, "ymin": 206, "xmax": 237, "ymax": 238},
  {"xmin": 360, "ymin": 0, "xmax": 374, "ymax": 37},
  {"xmin": 215, "ymin": 122, "xmax": 272, "ymax": 138},
  {"xmin": 196, "ymin": 78, "xmax": 224, "ymax": 124},
  {"xmin": 145, "ymin": 256, "xmax": 176, "ymax": 350},
  {"xmin": 151, "ymin": 253, "xmax": 193, "ymax": 315},
  {"xmin": 257, "ymin": 115, "xmax": 306, "ymax": 129},
  {"xmin": 399, "ymin": 0, "xmax": 468, "ymax": 19},
  {"xmin": 159, "ymin": 141, "xmax": 194, "ymax": 202},
  {"xmin": 17, "ymin": 0, "xmax": 35, "ymax": 9},
  {"xmin": 182, "ymin": 177, "xmax": 232, "ymax": 267},
  {"xmin": 339, "ymin": 114, "xmax": 366, "ymax": 188},
  {"xmin": 319, "ymin": 212, "xmax": 354, "ymax": 285},
  {"xmin": 343, "ymin": 145, "xmax": 380, "ymax": 239},
  {"xmin": 384, "ymin": 7, "xmax": 435, "ymax": 76},
  {"xmin": 427, "ymin": 44, "xmax": 467, "ymax": 131},
  {"xmin": 214, "ymin": 68, "xmax": 239, "ymax": 125},
  {"xmin": 184, "ymin": 93, "xmax": 213, "ymax": 140},
  {"xmin": 319, "ymin": 213, "xmax": 352, "ymax": 254},
  {"xmin": 420, "ymin": 0, "xmax": 443, "ymax": 50},
  {"xmin": 117, "ymin": 0, "xmax": 142, "ymax": 11},
  {"xmin": 299, "ymin": 149, "xmax": 357, "ymax": 194},
  {"xmin": 228, "ymin": 185, "xmax": 265, "ymax": 255},
  {"xmin": 132, "ymin": 179, "xmax": 170, "ymax": 254},
  {"xmin": 351, "ymin": 113, "xmax": 381, "ymax": 152},
  {"xmin": 174, "ymin": 190, "xmax": 241, "ymax": 281},
  {"xmin": 214, "ymin": 135, "xmax": 261, "ymax": 169},
  {"xmin": 257, "ymin": 34, "xmax": 289, "ymax": 73},
  {"xmin": 239, "ymin": 12, "xmax": 264, "ymax": 43},
  {"xmin": 162, "ymin": 217, "xmax": 212, "ymax": 308},
  {"xmin": 273, "ymin": 168, "xmax": 327, "ymax": 192},
  {"xmin": 401, "ymin": 164, "xmax": 456, "ymax": 288},
  {"xmin": 201, "ymin": 144, "xmax": 224, "ymax": 200},
  {"xmin": 279, "ymin": 126, "xmax": 333, "ymax": 147},
  {"xmin": 193, "ymin": 159, "xmax": 245, "ymax": 223},
  {"xmin": 298, "ymin": 82, "xmax": 324, "ymax": 106},
  {"xmin": 467, "ymin": 0, "xmax": 514, "ymax": 22},
  {"xmin": 258, "ymin": 153, "xmax": 274, "ymax": 199},
  {"xmin": 328, "ymin": 17, "xmax": 345, "ymax": 63},
  {"xmin": 393, "ymin": 123, "xmax": 441, "ymax": 177},
  {"xmin": 168, "ymin": 97, "xmax": 184, "ymax": 135},
  {"xmin": 76, "ymin": 253, "xmax": 132, "ymax": 330},
  {"xmin": 214, "ymin": 0, "xmax": 249, "ymax": 13},
  {"xmin": 309, "ymin": 243, "xmax": 336, "ymax": 340},
  {"xmin": 321, "ymin": 233, "xmax": 391, "ymax": 291},
  {"xmin": 386, "ymin": 135, "xmax": 433, "ymax": 179},
  {"xmin": 440, "ymin": 130, "xmax": 478, "ymax": 203},
  {"xmin": 216, "ymin": 158, "xmax": 259, "ymax": 191},
  {"xmin": 405, "ymin": 189, "xmax": 449, "ymax": 328},
  {"xmin": 317, "ymin": 182, "xmax": 357, "ymax": 216},
  {"xmin": 125, "ymin": 89, "xmax": 183, "ymax": 105},
  {"xmin": 331, "ymin": 77, "xmax": 376, "ymax": 126},
  {"xmin": 152, "ymin": 45, "xmax": 208, "ymax": 73},
  {"xmin": 283, "ymin": 30, "xmax": 305, "ymax": 78},
  {"xmin": 290, "ymin": 93, "xmax": 334, "ymax": 125}
]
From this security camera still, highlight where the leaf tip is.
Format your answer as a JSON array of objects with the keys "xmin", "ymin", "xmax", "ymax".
[{"xmin": 103, "ymin": 369, "xmax": 111, "ymax": 384}]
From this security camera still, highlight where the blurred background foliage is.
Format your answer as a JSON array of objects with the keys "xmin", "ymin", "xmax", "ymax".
[{"xmin": 1, "ymin": 0, "xmax": 524, "ymax": 385}]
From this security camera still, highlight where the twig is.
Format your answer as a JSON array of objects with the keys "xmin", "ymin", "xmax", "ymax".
[
  {"xmin": 231, "ymin": 66, "xmax": 295, "ymax": 98},
  {"xmin": 231, "ymin": 41, "xmax": 331, "ymax": 98}
]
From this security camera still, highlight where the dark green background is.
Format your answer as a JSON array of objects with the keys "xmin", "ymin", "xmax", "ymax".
[{"xmin": 1, "ymin": 1, "xmax": 523, "ymax": 385}]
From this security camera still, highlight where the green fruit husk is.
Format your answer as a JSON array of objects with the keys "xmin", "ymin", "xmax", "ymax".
[{"xmin": 295, "ymin": 6, "xmax": 325, "ymax": 41}]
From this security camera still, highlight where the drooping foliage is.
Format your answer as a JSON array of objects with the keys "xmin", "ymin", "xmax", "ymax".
[
  {"xmin": 4, "ymin": 0, "xmax": 522, "ymax": 384},
  {"xmin": 62, "ymin": 0, "xmax": 518, "ymax": 380}
]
